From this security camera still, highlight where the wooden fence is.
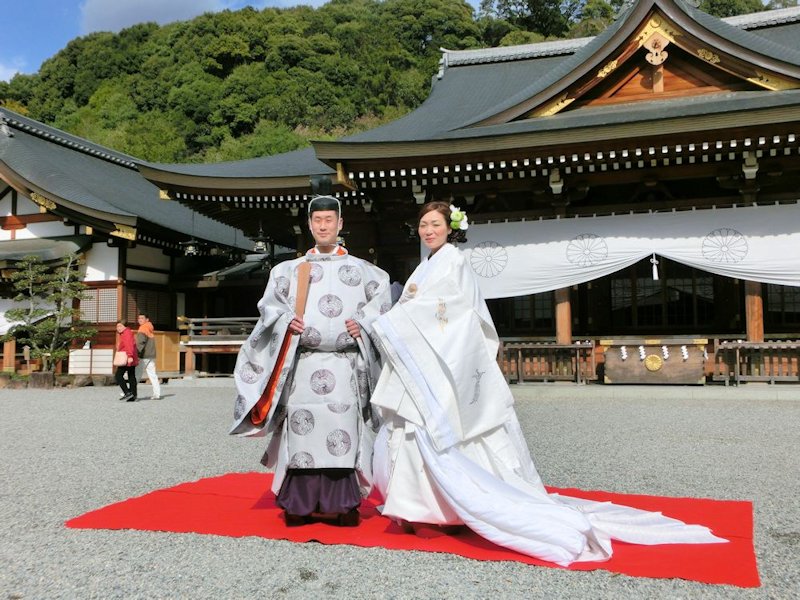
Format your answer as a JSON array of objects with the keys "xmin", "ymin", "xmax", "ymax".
[
  {"xmin": 498, "ymin": 339, "xmax": 596, "ymax": 384},
  {"xmin": 712, "ymin": 340, "xmax": 800, "ymax": 385}
]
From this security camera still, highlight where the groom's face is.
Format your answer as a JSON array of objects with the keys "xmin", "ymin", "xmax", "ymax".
[{"xmin": 309, "ymin": 210, "xmax": 342, "ymax": 247}]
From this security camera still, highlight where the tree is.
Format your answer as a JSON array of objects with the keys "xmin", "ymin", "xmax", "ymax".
[
  {"xmin": 699, "ymin": 0, "xmax": 765, "ymax": 18},
  {"xmin": 479, "ymin": 0, "xmax": 583, "ymax": 38},
  {"xmin": 3, "ymin": 254, "xmax": 96, "ymax": 372}
]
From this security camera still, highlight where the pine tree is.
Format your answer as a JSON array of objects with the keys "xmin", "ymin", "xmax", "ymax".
[{"xmin": 3, "ymin": 253, "xmax": 97, "ymax": 372}]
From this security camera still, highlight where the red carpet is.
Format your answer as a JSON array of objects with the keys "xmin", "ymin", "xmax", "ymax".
[{"xmin": 66, "ymin": 472, "xmax": 759, "ymax": 587}]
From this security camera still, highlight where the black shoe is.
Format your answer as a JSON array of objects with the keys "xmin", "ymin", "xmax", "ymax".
[
  {"xmin": 284, "ymin": 512, "xmax": 308, "ymax": 527},
  {"xmin": 124, "ymin": 393, "xmax": 137, "ymax": 402},
  {"xmin": 337, "ymin": 508, "xmax": 360, "ymax": 527}
]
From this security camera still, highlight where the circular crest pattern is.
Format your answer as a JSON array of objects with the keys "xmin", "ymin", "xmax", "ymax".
[
  {"xmin": 278, "ymin": 367, "xmax": 292, "ymax": 391},
  {"xmin": 566, "ymin": 234, "xmax": 609, "ymax": 267},
  {"xmin": 338, "ymin": 265, "xmax": 362, "ymax": 287},
  {"xmin": 249, "ymin": 323, "xmax": 264, "ymax": 349},
  {"xmin": 353, "ymin": 370, "xmax": 370, "ymax": 397},
  {"xmin": 309, "ymin": 263, "xmax": 324, "ymax": 283},
  {"xmin": 238, "ymin": 361, "xmax": 264, "ymax": 384},
  {"xmin": 318, "ymin": 294, "xmax": 344, "ymax": 318},
  {"xmin": 310, "ymin": 368, "xmax": 336, "ymax": 395},
  {"xmin": 469, "ymin": 242, "xmax": 509, "ymax": 278},
  {"xmin": 273, "ymin": 404, "xmax": 288, "ymax": 424},
  {"xmin": 300, "ymin": 326, "xmax": 322, "ymax": 348},
  {"xmin": 233, "ymin": 394, "xmax": 246, "ymax": 420},
  {"xmin": 268, "ymin": 331, "xmax": 279, "ymax": 355},
  {"xmin": 288, "ymin": 452, "xmax": 315, "ymax": 469},
  {"xmin": 327, "ymin": 402, "xmax": 351, "ymax": 414},
  {"xmin": 365, "ymin": 280, "xmax": 380, "ymax": 301},
  {"xmin": 355, "ymin": 302, "xmax": 366, "ymax": 319},
  {"xmin": 326, "ymin": 429, "xmax": 352, "ymax": 456},
  {"xmin": 701, "ymin": 228, "xmax": 748, "ymax": 263},
  {"xmin": 335, "ymin": 331, "xmax": 356, "ymax": 351},
  {"xmin": 380, "ymin": 301, "xmax": 392, "ymax": 314},
  {"xmin": 273, "ymin": 276, "xmax": 290, "ymax": 301},
  {"xmin": 289, "ymin": 409, "xmax": 315, "ymax": 435}
]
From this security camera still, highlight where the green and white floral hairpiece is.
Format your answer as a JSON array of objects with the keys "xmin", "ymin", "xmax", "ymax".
[{"xmin": 449, "ymin": 204, "xmax": 469, "ymax": 231}]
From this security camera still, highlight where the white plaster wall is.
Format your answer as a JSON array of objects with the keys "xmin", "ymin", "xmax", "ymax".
[
  {"xmin": 83, "ymin": 244, "xmax": 119, "ymax": 281},
  {"xmin": 15, "ymin": 221, "xmax": 75, "ymax": 239},
  {"xmin": 0, "ymin": 188, "xmax": 13, "ymax": 215},
  {"xmin": 126, "ymin": 244, "xmax": 170, "ymax": 284},
  {"xmin": 128, "ymin": 244, "xmax": 170, "ymax": 270},
  {"xmin": 10, "ymin": 195, "xmax": 41, "ymax": 216},
  {"xmin": 0, "ymin": 298, "xmax": 55, "ymax": 335},
  {"xmin": 126, "ymin": 268, "xmax": 168, "ymax": 285}
]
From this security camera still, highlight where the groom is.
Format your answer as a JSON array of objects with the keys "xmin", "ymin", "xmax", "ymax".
[{"xmin": 230, "ymin": 195, "xmax": 390, "ymax": 527}]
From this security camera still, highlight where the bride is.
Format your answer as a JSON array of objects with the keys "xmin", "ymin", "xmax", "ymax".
[{"xmin": 369, "ymin": 200, "xmax": 725, "ymax": 566}]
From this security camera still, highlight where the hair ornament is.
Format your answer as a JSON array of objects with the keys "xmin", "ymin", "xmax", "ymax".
[{"xmin": 449, "ymin": 204, "xmax": 469, "ymax": 231}]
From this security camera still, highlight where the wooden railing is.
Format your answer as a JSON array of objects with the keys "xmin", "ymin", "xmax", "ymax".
[
  {"xmin": 178, "ymin": 316, "xmax": 259, "ymax": 376},
  {"xmin": 498, "ymin": 339, "xmax": 596, "ymax": 384},
  {"xmin": 178, "ymin": 316, "xmax": 258, "ymax": 343},
  {"xmin": 714, "ymin": 340, "xmax": 800, "ymax": 385}
]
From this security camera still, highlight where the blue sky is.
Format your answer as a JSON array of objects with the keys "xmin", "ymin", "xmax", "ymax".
[{"xmin": 0, "ymin": 0, "xmax": 331, "ymax": 81}]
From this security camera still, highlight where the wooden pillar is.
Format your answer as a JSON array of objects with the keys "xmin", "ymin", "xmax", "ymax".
[
  {"xmin": 3, "ymin": 339, "xmax": 16, "ymax": 372},
  {"xmin": 555, "ymin": 287, "xmax": 572, "ymax": 345},
  {"xmin": 744, "ymin": 280, "xmax": 764, "ymax": 342},
  {"xmin": 184, "ymin": 347, "xmax": 195, "ymax": 377}
]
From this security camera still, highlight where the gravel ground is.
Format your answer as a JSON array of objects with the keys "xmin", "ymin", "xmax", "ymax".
[{"xmin": 1, "ymin": 382, "xmax": 798, "ymax": 599}]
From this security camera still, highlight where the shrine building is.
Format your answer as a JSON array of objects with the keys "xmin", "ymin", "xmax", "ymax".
[{"xmin": 141, "ymin": 0, "xmax": 800, "ymax": 384}]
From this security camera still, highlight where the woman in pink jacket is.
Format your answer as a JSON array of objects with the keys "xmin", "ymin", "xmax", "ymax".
[{"xmin": 115, "ymin": 321, "xmax": 139, "ymax": 402}]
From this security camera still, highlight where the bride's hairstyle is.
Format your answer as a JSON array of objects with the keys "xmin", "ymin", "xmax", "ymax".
[{"xmin": 418, "ymin": 201, "xmax": 467, "ymax": 243}]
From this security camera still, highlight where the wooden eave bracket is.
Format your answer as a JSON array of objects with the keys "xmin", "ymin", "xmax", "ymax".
[
  {"xmin": 336, "ymin": 163, "xmax": 357, "ymax": 191},
  {"xmin": 111, "ymin": 223, "xmax": 137, "ymax": 241}
]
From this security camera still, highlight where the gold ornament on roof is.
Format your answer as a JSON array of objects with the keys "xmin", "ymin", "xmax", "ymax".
[
  {"xmin": 696, "ymin": 48, "xmax": 720, "ymax": 65},
  {"xmin": 747, "ymin": 71, "xmax": 798, "ymax": 91},
  {"xmin": 111, "ymin": 223, "xmax": 137, "ymax": 241},
  {"xmin": 644, "ymin": 33, "xmax": 670, "ymax": 66},
  {"xmin": 597, "ymin": 60, "xmax": 619, "ymax": 79},
  {"xmin": 531, "ymin": 93, "xmax": 574, "ymax": 117},
  {"xmin": 29, "ymin": 192, "xmax": 56, "ymax": 210},
  {"xmin": 637, "ymin": 15, "xmax": 680, "ymax": 46}
]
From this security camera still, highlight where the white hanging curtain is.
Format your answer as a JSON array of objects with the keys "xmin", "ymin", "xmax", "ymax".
[{"xmin": 460, "ymin": 203, "xmax": 800, "ymax": 299}]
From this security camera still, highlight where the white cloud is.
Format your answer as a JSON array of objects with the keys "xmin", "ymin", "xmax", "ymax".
[
  {"xmin": 0, "ymin": 59, "xmax": 25, "ymax": 82},
  {"xmin": 80, "ymin": 0, "xmax": 224, "ymax": 34},
  {"xmin": 79, "ymin": 1, "xmax": 339, "ymax": 34}
]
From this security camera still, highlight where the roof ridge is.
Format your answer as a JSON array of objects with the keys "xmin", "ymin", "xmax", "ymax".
[
  {"xmin": 440, "ymin": 6, "xmax": 800, "ymax": 68},
  {"xmin": 0, "ymin": 108, "xmax": 138, "ymax": 169}
]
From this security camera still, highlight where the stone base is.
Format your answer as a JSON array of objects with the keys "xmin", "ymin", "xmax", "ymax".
[{"xmin": 29, "ymin": 371, "xmax": 55, "ymax": 389}]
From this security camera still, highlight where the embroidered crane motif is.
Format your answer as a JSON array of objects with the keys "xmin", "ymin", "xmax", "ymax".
[
  {"xmin": 436, "ymin": 298, "xmax": 448, "ymax": 331},
  {"xmin": 470, "ymin": 369, "xmax": 485, "ymax": 404}
]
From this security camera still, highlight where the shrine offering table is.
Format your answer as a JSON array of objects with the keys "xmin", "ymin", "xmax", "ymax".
[{"xmin": 601, "ymin": 338, "xmax": 707, "ymax": 385}]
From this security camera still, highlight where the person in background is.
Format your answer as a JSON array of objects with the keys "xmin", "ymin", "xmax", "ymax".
[
  {"xmin": 115, "ymin": 321, "xmax": 139, "ymax": 402},
  {"xmin": 136, "ymin": 313, "xmax": 161, "ymax": 400}
]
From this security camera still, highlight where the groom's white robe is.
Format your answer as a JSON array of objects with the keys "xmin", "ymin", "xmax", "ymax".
[
  {"xmin": 371, "ymin": 243, "xmax": 725, "ymax": 566},
  {"xmin": 230, "ymin": 247, "xmax": 390, "ymax": 497}
]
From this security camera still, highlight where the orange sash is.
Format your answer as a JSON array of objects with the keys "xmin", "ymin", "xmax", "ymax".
[{"xmin": 250, "ymin": 261, "xmax": 312, "ymax": 426}]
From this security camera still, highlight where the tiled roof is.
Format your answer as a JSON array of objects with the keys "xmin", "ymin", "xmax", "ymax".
[
  {"xmin": 441, "ymin": 5, "xmax": 800, "ymax": 67},
  {"xmin": 343, "ymin": 2, "xmax": 800, "ymax": 145},
  {"xmin": 0, "ymin": 108, "xmax": 247, "ymax": 247}
]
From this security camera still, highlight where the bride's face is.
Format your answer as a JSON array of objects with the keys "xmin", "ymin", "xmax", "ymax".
[{"xmin": 418, "ymin": 210, "xmax": 449, "ymax": 252}]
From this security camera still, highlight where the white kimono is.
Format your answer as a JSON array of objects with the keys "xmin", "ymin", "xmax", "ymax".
[
  {"xmin": 230, "ymin": 247, "xmax": 391, "ymax": 497},
  {"xmin": 371, "ymin": 243, "xmax": 725, "ymax": 566}
]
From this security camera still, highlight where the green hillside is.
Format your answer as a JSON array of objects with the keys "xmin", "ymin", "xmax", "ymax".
[{"xmin": 0, "ymin": 0, "xmax": 767, "ymax": 163}]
